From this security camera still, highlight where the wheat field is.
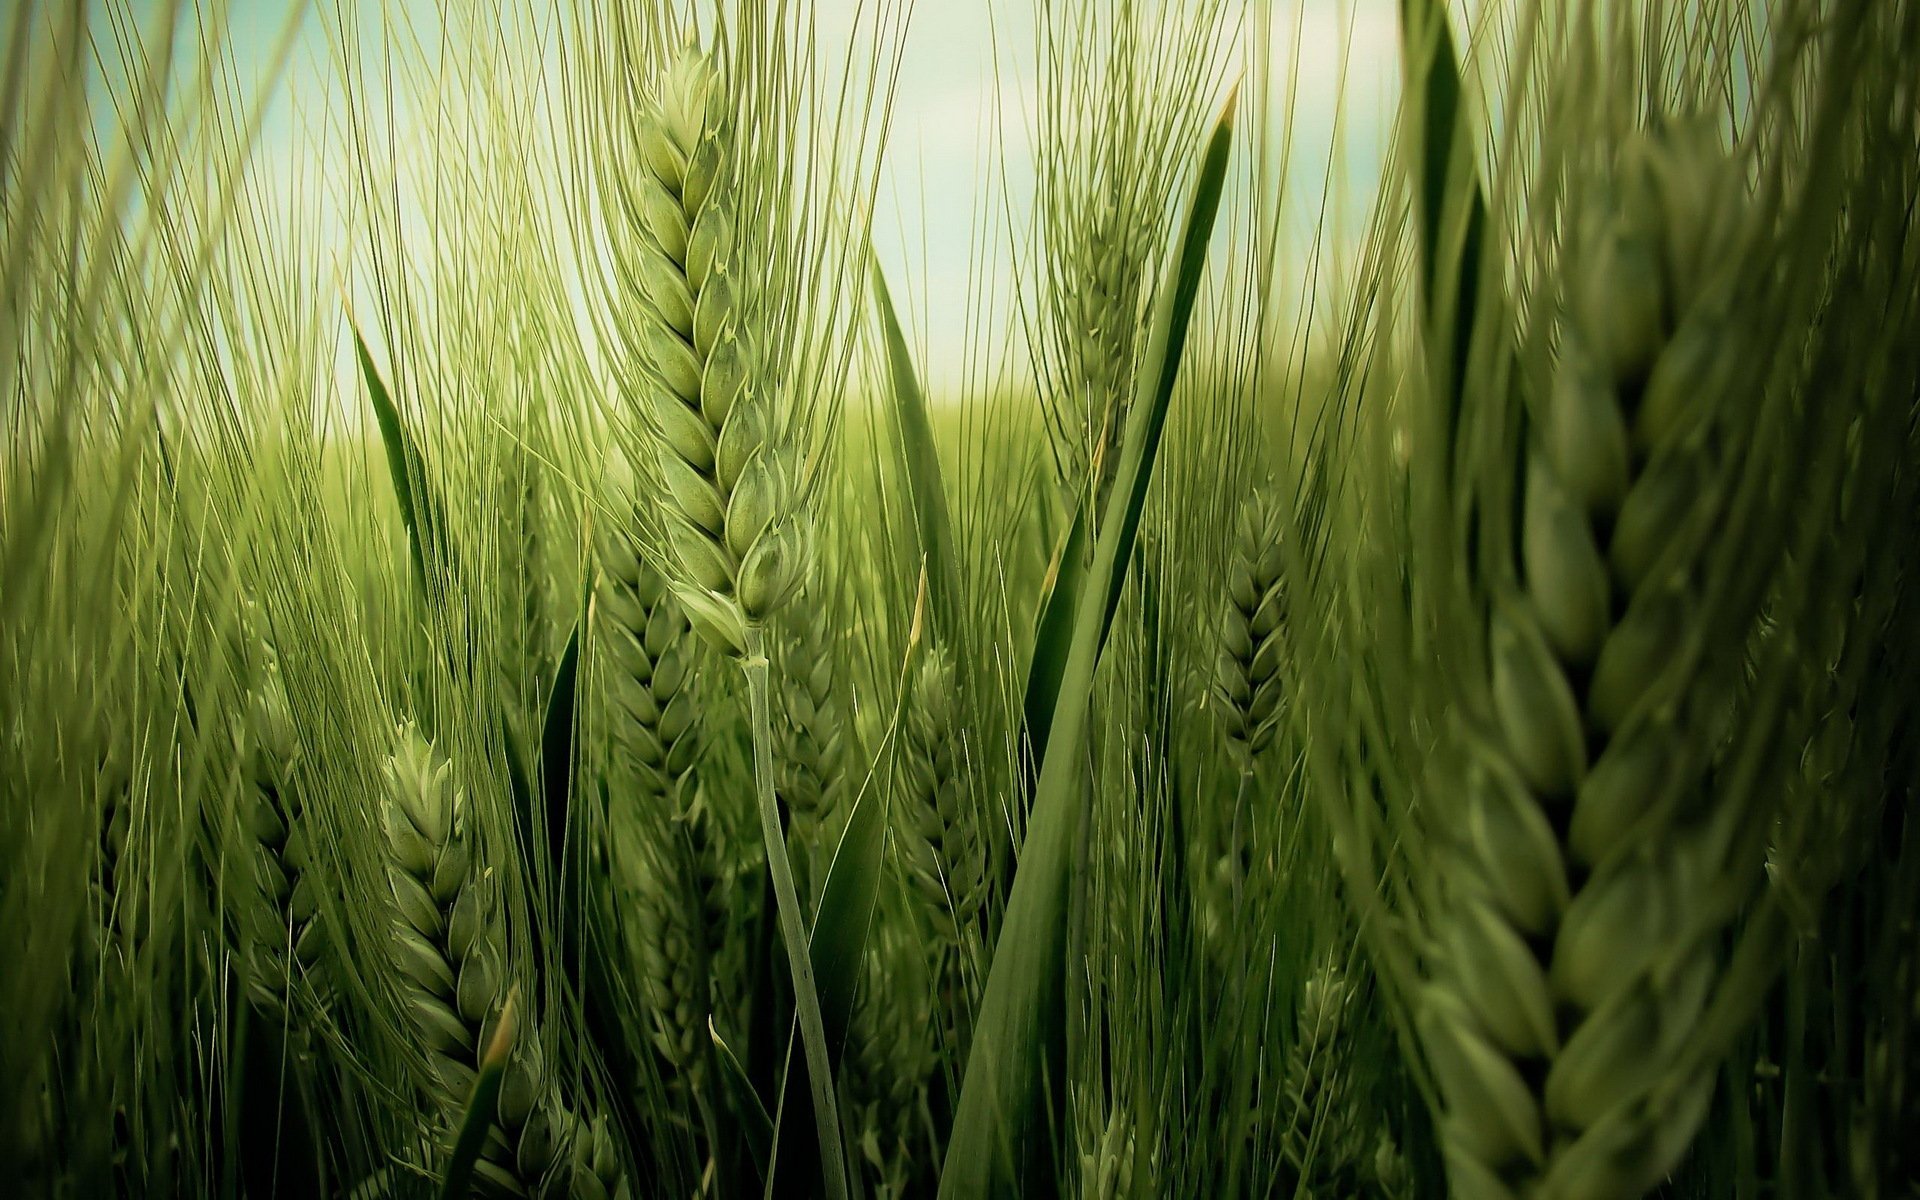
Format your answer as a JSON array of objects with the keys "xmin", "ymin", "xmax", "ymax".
[{"xmin": 3, "ymin": 1, "xmax": 1918, "ymax": 1197}]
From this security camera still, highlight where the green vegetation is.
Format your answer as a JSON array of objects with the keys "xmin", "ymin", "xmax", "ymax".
[{"xmin": 3, "ymin": 1, "xmax": 1917, "ymax": 1197}]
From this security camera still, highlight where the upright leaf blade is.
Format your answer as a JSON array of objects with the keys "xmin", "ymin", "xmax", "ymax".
[
  {"xmin": 938, "ymin": 90, "xmax": 1237, "ymax": 1198},
  {"xmin": 1020, "ymin": 497, "xmax": 1090, "ymax": 773},
  {"xmin": 872, "ymin": 255, "xmax": 962, "ymax": 642},
  {"xmin": 1399, "ymin": 0, "xmax": 1488, "ymax": 448},
  {"xmin": 541, "ymin": 616, "xmax": 583, "ymax": 890},
  {"xmin": 350, "ymin": 319, "xmax": 450, "ymax": 603}
]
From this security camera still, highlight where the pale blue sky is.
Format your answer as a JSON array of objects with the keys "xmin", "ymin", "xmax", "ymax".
[{"xmin": 141, "ymin": 1, "xmax": 1406, "ymax": 392}]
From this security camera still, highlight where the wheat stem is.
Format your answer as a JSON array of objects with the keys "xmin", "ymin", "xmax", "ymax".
[{"xmin": 743, "ymin": 625, "xmax": 849, "ymax": 1200}]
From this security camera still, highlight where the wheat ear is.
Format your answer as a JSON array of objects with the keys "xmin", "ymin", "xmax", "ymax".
[
  {"xmin": 843, "ymin": 928, "xmax": 935, "ymax": 1198},
  {"xmin": 234, "ymin": 652, "xmax": 325, "ymax": 1012},
  {"xmin": 1070, "ymin": 191, "xmax": 1155, "ymax": 501},
  {"xmin": 1216, "ymin": 486, "xmax": 1288, "ymax": 767},
  {"xmin": 1421, "ymin": 126, "xmax": 1759, "ymax": 1199},
  {"xmin": 630, "ymin": 39, "xmax": 844, "ymax": 1195},
  {"xmin": 385, "ymin": 724, "xmax": 625, "ymax": 1197},
  {"xmin": 631, "ymin": 42, "xmax": 807, "ymax": 656},
  {"xmin": 596, "ymin": 521, "xmax": 701, "ymax": 817},
  {"xmin": 773, "ymin": 594, "xmax": 847, "ymax": 899},
  {"xmin": 1280, "ymin": 962, "xmax": 1367, "ymax": 1195},
  {"xmin": 898, "ymin": 645, "xmax": 984, "ymax": 950}
]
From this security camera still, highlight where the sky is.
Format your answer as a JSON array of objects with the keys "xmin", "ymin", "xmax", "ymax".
[{"xmin": 133, "ymin": 0, "xmax": 1409, "ymax": 395}]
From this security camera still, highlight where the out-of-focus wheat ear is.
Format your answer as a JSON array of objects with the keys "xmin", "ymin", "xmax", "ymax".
[
  {"xmin": 773, "ymin": 594, "xmax": 846, "ymax": 851},
  {"xmin": 1215, "ymin": 486, "xmax": 1288, "ymax": 770},
  {"xmin": 595, "ymin": 516, "xmax": 701, "ymax": 819},
  {"xmin": 1070, "ymin": 191, "xmax": 1157, "ymax": 506},
  {"xmin": 843, "ymin": 928, "xmax": 936, "ymax": 1197},
  {"xmin": 1279, "ymin": 961, "xmax": 1367, "ymax": 1194},
  {"xmin": 633, "ymin": 830, "xmax": 711, "ymax": 1090},
  {"xmin": 898, "ymin": 645, "xmax": 985, "ymax": 953},
  {"xmin": 1372, "ymin": 1130, "xmax": 1414, "ymax": 1199},
  {"xmin": 1422, "ymin": 124, "xmax": 1759, "ymax": 1200},
  {"xmin": 234, "ymin": 651, "xmax": 327, "ymax": 1014},
  {"xmin": 1077, "ymin": 1102, "xmax": 1139, "ymax": 1200}
]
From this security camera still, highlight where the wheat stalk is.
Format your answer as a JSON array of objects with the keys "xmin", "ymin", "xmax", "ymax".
[{"xmin": 1419, "ymin": 125, "xmax": 1761, "ymax": 1199}]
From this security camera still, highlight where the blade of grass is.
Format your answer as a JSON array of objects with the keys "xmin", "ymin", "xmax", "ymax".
[
  {"xmin": 541, "ymin": 616, "xmax": 582, "ymax": 883},
  {"xmin": 1398, "ymin": 0, "xmax": 1487, "ymax": 455},
  {"xmin": 939, "ymin": 88, "xmax": 1237, "ymax": 1198},
  {"xmin": 350, "ymin": 318, "xmax": 454, "ymax": 605},
  {"xmin": 1021, "ymin": 497, "xmax": 1089, "ymax": 773},
  {"xmin": 713, "ymin": 1019, "xmax": 776, "ymax": 1169},
  {"xmin": 541, "ymin": 615, "xmax": 583, "ymax": 978},
  {"xmin": 872, "ymin": 256, "xmax": 962, "ymax": 643}
]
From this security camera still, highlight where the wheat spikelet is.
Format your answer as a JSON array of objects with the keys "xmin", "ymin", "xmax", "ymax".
[
  {"xmin": 1216, "ymin": 486, "xmax": 1288, "ymax": 767},
  {"xmin": 596, "ymin": 521, "xmax": 700, "ymax": 817},
  {"xmin": 1421, "ymin": 125, "xmax": 1759, "ymax": 1199},
  {"xmin": 630, "ymin": 39, "xmax": 808, "ymax": 656},
  {"xmin": 233, "ymin": 652, "xmax": 326, "ymax": 1012},
  {"xmin": 897, "ymin": 646, "xmax": 984, "ymax": 947}
]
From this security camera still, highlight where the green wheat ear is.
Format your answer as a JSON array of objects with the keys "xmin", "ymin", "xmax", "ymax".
[
  {"xmin": 1280, "ymin": 962, "xmax": 1369, "ymax": 1195},
  {"xmin": 234, "ymin": 650, "xmax": 327, "ymax": 1014},
  {"xmin": 773, "ymin": 594, "xmax": 847, "ymax": 836},
  {"xmin": 382, "ymin": 724, "xmax": 618, "ymax": 1196},
  {"xmin": 596, "ymin": 518, "xmax": 701, "ymax": 817},
  {"xmin": 1216, "ymin": 486, "xmax": 1288, "ymax": 767},
  {"xmin": 1420, "ymin": 124, "xmax": 1764, "ymax": 1200},
  {"xmin": 631, "ymin": 40, "xmax": 809, "ymax": 657},
  {"xmin": 898, "ymin": 644, "xmax": 984, "ymax": 947}
]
